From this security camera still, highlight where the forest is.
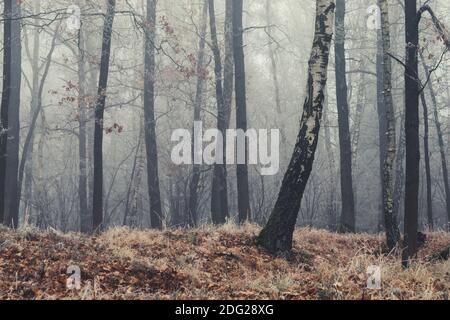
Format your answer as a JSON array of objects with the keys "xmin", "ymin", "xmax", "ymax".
[{"xmin": 1, "ymin": 0, "xmax": 450, "ymax": 301}]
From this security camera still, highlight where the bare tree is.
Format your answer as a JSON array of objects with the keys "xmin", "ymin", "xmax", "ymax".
[
  {"xmin": 187, "ymin": 0, "xmax": 208, "ymax": 227},
  {"xmin": 92, "ymin": 0, "xmax": 116, "ymax": 232},
  {"xmin": 4, "ymin": 0, "xmax": 22, "ymax": 228},
  {"xmin": 0, "ymin": 0, "xmax": 13, "ymax": 225},
  {"xmin": 144, "ymin": 0, "xmax": 163, "ymax": 229},
  {"xmin": 258, "ymin": 0, "xmax": 336, "ymax": 253},
  {"xmin": 209, "ymin": 0, "xmax": 229, "ymax": 225},
  {"xmin": 378, "ymin": 0, "xmax": 400, "ymax": 250},
  {"xmin": 334, "ymin": 0, "xmax": 355, "ymax": 233},
  {"xmin": 233, "ymin": 0, "xmax": 251, "ymax": 223}
]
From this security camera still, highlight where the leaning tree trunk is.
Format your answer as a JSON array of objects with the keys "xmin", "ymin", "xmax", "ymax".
[
  {"xmin": 334, "ymin": 0, "xmax": 355, "ymax": 233},
  {"xmin": 13, "ymin": 25, "xmax": 58, "ymax": 232},
  {"xmin": 378, "ymin": 0, "xmax": 400, "ymax": 250},
  {"xmin": 257, "ymin": 0, "xmax": 335, "ymax": 254},
  {"xmin": 92, "ymin": 0, "xmax": 116, "ymax": 232},
  {"xmin": 402, "ymin": 0, "xmax": 420, "ymax": 267},
  {"xmin": 233, "ymin": 0, "xmax": 251, "ymax": 223},
  {"xmin": 0, "ymin": 0, "xmax": 12, "ymax": 225},
  {"xmin": 144, "ymin": 0, "xmax": 163, "ymax": 229},
  {"xmin": 209, "ymin": 0, "xmax": 229, "ymax": 225}
]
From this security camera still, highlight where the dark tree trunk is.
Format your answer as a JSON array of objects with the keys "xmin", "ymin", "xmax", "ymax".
[
  {"xmin": 144, "ymin": 0, "xmax": 163, "ymax": 229},
  {"xmin": 187, "ymin": 0, "xmax": 208, "ymax": 228},
  {"xmin": 403, "ymin": 0, "xmax": 420, "ymax": 267},
  {"xmin": 0, "ymin": 0, "xmax": 12, "ymax": 225},
  {"xmin": 334, "ymin": 0, "xmax": 355, "ymax": 233},
  {"xmin": 78, "ymin": 25, "xmax": 90, "ymax": 233},
  {"xmin": 420, "ymin": 54, "xmax": 450, "ymax": 230},
  {"xmin": 233, "ymin": 0, "xmax": 251, "ymax": 223},
  {"xmin": 223, "ymin": 0, "xmax": 234, "ymax": 126},
  {"xmin": 4, "ymin": 0, "xmax": 21, "ymax": 228},
  {"xmin": 257, "ymin": 0, "xmax": 335, "ymax": 254},
  {"xmin": 92, "ymin": 0, "xmax": 116, "ymax": 232},
  {"xmin": 419, "ymin": 91, "xmax": 433, "ymax": 230},
  {"xmin": 209, "ymin": 0, "xmax": 229, "ymax": 225}
]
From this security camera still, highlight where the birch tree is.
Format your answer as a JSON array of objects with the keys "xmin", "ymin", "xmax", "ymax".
[
  {"xmin": 258, "ymin": 0, "xmax": 336, "ymax": 253},
  {"xmin": 378, "ymin": 0, "xmax": 400, "ymax": 250}
]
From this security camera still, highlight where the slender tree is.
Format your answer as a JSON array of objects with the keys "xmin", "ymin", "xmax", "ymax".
[
  {"xmin": 233, "ymin": 0, "xmax": 251, "ymax": 223},
  {"xmin": 419, "ymin": 90, "xmax": 433, "ymax": 230},
  {"xmin": 402, "ymin": 0, "xmax": 420, "ymax": 267},
  {"xmin": 258, "ymin": 0, "xmax": 336, "ymax": 253},
  {"xmin": 144, "ymin": 0, "xmax": 163, "ymax": 229},
  {"xmin": 0, "ymin": 0, "xmax": 12, "ymax": 225},
  {"xmin": 209, "ymin": 0, "xmax": 229, "ymax": 225},
  {"xmin": 4, "ymin": 0, "xmax": 21, "ymax": 228},
  {"xmin": 223, "ymin": 0, "xmax": 234, "ymax": 126},
  {"xmin": 78, "ymin": 22, "xmax": 90, "ymax": 233},
  {"xmin": 187, "ymin": 0, "xmax": 208, "ymax": 227},
  {"xmin": 266, "ymin": 0, "xmax": 282, "ymax": 114},
  {"xmin": 378, "ymin": 0, "xmax": 400, "ymax": 250},
  {"xmin": 92, "ymin": 0, "xmax": 116, "ymax": 232},
  {"xmin": 12, "ymin": 25, "xmax": 59, "ymax": 231},
  {"xmin": 334, "ymin": 0, "xmax": 355, "ymax": 233},
  {"xmin": 420, "ymin": 53, "xmax": 450, "ymax": 230}
]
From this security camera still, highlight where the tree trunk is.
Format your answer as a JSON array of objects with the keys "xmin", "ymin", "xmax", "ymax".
[
  {"xmin": 209, "ymin": 0, "xmax": 229, "ymax": 225},
  {"xmin": 144, "ymin": 0, "xmax": 163, "ymax": 229},
  {"xmin": 257, "ymin": 0, "xmax": 335, "ymax": 253},
  {"xmin": 323, "ymin": 97, "xmax": 337, "ymax": 231},
  {"xmin": 223, "ymin": 0, "xmax": 234, "ymax": 126},
  {"xmin": 376, "ymin": 27, "xmax": 387, "ymax": 233},
  {"xmin": 13, "ymin": 26, "xmax": 58, "ymax": 232},
  {"xmin": 334, "ymin": 0, "xmax": 355, "ymax": 233},
  {"xmin": 393, "ymin": 115, "xmax": 405, "ymax": 223},
  {"xmin": 78, "ymin": 24, "xmax": 90, "ymax": 233},
  {"xmin": 3, "ymin": 0, "xmax": 21, "ymax": 228},
  {"xmin": 378, "ymin": 0, "xmax": 400, "ymax": 250},
  {"xmin": 266, "ymin": 0, "xmax": 282, "ymax": 114},
  {"xmin": 92, "ymin": 0, "xmax": 116, "ymax": 232},
  {"xmin": 233, "ymin": 0, "xmax": 251, "ymax": 223},
  {"xmin": 24, "ymin": 0, "xmax": 41, "ymax": 226},
  {"xmin": 0, "ymin": 0, "xmax": 12, "ymax": 225},
  {"xmin": 419, "ymin": 91, "xmax": 433, "ymax": 230},
  {"xmin": 403, "ymin": 0, "xmax": 420, "ymax": 267},
  {"xmin": 420, "ymin": 54, "xmax": 450, "ymax": 230},
  {"xmin": 187, "ymin": 0, "xmax": 208, "ymax": 228}
]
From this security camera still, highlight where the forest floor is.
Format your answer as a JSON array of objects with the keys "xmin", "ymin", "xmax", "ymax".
[{"xmin": 1, "ymin": 223, "xmax": 450, "ymax": 300}]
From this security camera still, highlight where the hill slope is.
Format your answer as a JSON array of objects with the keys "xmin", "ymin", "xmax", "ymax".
[{"xmin": 0, "ymin": 224, "xmax": 450, "ymax": 300}]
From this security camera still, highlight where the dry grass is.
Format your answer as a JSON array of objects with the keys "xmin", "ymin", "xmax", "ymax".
[{"xmin": 0, "ymin": 223, "xmax": 450, "ymax": 300}]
